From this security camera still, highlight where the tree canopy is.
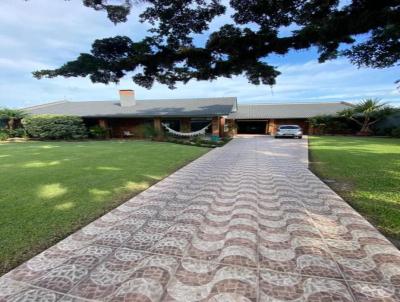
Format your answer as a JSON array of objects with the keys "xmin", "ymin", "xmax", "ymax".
[{"xmin": 33, "ymin": 0, "xmax": 400, "ymax": 89}]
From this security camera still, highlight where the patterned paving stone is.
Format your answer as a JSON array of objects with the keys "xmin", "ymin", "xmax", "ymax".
[
  {"xmin": 259, "ymin": 269, "xmax": 354, "ymax": 301},
  {"xmin": 3, "ymin": 245, "xmax": 113, "ymax": 285},
  {"xmin": 123, "ymin": 219, "xmax": 197, "ymax": 257},
  {"xmin": 58, "ymin": 295, "xmax": 95, "ymax": 302},
  {"xmin": 69, "ymin": 248, "xmax": 178, "ymax": 301},
  {"xmin": 258, "ymin": 231, "xmax": 342, "ymax": 279},
  {"xmin": 348, "ymin": 281, "xmax": 400, "ymax": 302},
  {"xmin": 185, "ymin": 202, "xmax": 259, "ymax": 267},
  {"xmin": 164, "ymin": 258, "xmax": 257, "ymax": 301},
  {"xmin": 326, "ymin": 238, "xmax": 400, "ymax": 286},
  {"xmin": 0, "ymin": 278, "xmax": 30, "ymax": 301},
  {"xmin": 0, "ymin": 278, "xmax": 62, "ymax": 302},
  {"xmin": 2, "ymin": 136, "xmax": 400, "ymax": 301}
]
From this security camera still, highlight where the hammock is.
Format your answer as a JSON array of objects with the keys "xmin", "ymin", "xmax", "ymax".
[{"xmin": 162, "ymin": 123, "xmax": 211, "ymax": 137}]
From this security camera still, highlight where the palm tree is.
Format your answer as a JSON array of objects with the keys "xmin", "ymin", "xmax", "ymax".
[
  {"xmin": 339, "ymin": 99, "xmax": 395, "ymax": 134},
  {"xmin": 0, "ymin": 108, "xmax": 28, "ymax": 131}
]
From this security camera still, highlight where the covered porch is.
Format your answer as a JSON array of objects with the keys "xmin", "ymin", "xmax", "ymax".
[{"xmin": 86, "ymin": 116, "xmax": 227, "ymax": 138}]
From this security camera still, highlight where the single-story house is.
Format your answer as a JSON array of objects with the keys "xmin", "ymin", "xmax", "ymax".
[
  {"xmin": 25, "ymin": 90, "xmax": 237, "ymax": 138},
  {"xmin": 24, "ymin": 89, "xmax": 352, "ymax": 137}
]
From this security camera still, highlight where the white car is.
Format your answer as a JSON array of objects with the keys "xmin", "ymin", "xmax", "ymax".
[{"xmin": 275, "ymin": 125, "xmax": 303, "ymax": 139}]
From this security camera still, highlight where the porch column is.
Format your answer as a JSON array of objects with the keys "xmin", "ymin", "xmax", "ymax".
[
  {"xmin": 180, "ymin": 118, "xmax": 191, "ymax": 133},
  {"xmin": 154, "ymin": 117, "xmax": 162, "ymax": 133},
  {"xmin": 98, "ymin": 119, "xmax": 110, "ymax": 138},
  {"xmin": 219, "ymin": 117, "xmax": 226, "ymax": 137},
  {"xmin": 211, "ymin": 116, "xmax": 220, "ymax": 136},
  {"xmin": 99, "ymin": 119, "xmax": 108, "ymax": 128}
]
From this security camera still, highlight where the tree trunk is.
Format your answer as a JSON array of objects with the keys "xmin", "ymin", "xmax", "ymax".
[
  {"xmin": 357, "ymin": 117, "xmax": 372, "ymax": 135},
  {"xmin": 8, "ymin": 118, "xmax": 14, "ymax": 131},
  {"xmin": 360, "ymin": 123, "xmax": 371, "ymax": 133}
]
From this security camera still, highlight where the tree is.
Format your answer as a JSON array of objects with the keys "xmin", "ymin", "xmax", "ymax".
[
  {"xmin": 338, "ymin": 99, "xmax": 395, "ymax": 134},
  {"xmin": 0, "ymin": 108, "xmax": 28, "ymax": 131},
  {"xmin": 33, "ymin": 0, "xmax": 400, "ymax": 89}
]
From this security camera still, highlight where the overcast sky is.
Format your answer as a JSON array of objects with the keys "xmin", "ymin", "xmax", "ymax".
[{"xmin": 0, "ymin": 0, "xmax": 399, "ymax": 108}]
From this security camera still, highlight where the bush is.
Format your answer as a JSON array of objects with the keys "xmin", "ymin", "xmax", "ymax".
[
  {"xmin": 8, "ymin": 128, "xmax": 26, "ymax": 138},
  {"xmin": 0, "ymin": 129, "xmax": 9, "ymax": 141},
  {"xmin": 308, "ymin": 115, "xmax": 357, "ymax": 134},
  {"xmin": 392, "ymin": 127, "xmax": 400, "ymax": 138},
  {"xmin": 0, "ymin": 128, "xmax": 26, "ymax": 140},
  {"xmin": 22, "ymin": 115, "xmax": 87, "ymax": 140},
  {"xmin": 135, "ymin": 124, "xmax": 164, "ymax": 139},
  {"xmin": 89, "ymin": 125, "xmax": 108, "ymax": 139}
]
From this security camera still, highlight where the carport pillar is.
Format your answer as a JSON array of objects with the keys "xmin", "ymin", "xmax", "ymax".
[
  {"xmin": 226, "ymin": 119, "xmax": 236, "ymax": 137},
  {"xmin": 154, "ymin": 117, "xmax": 163, "ymax": 134},
  {"xmin": 268, "ymin": 119, "xmax": 276, "ymax": 135},
  {"xmin": 180, "ymin": 118, "xmax": 191, "ymax": 133}
]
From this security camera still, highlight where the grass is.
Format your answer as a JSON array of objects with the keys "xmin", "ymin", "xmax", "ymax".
[
  {"xmin": 309, "ymin": 136, "xmax": 400, "ymax": 241},
  {"xmin": 0, "ymin": 140, "xmax": 207, "ymax": 275}
]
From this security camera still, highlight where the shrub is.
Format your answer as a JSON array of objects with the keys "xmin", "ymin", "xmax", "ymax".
[
  {"xmin": 89, "ymin": 125, "xmax": 108, "ymax": 139},
  {"xmin": 135, "ymin": 124, "xmax": 162, "ymax": 138},
  {"xmin": 8, "ymin": 128, "xmax": 27, "ymax": 138},
  {"xmin": 308, "ymin": 115, "xmax": 356, "ymax": 134},
  {"xmin": 192, "ymin": 136, "xmax": 204, "ymax": 144},
  {"xmin": 22, "ymin": 115, "xmax": 87, "ymax": 140},
  {"xmin": 392, "ymin": 127, "xmax": 400, "ymax": 138},
  {"xmin": 0, "ymin": 129, "xmax": 9, "ymax": 141}
]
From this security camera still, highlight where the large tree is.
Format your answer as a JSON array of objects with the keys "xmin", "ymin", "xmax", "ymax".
[{"xmin": 34, "ymin": 0, "xmax": 400, "ymax": 89}]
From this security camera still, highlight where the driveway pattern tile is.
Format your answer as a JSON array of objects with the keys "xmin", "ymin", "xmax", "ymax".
[{"xmin": 1, "ymin": 136, "xmax": 400, "ymax": 301}]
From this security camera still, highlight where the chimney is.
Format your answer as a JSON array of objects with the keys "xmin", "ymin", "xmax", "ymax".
[{"xmin": 119, "ymin": 89, "xmax": 136, "ymax": 107}]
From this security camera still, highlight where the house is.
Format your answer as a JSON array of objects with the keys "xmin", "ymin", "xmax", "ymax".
[
  {"xmin": 25, "ymin": 90, "xmax": 238, "ymax": 138},
  {"xmin": 25, "ymin": 89, "xmax": 352, "ymax": 137},
  {"xmin": 226, "ymin": 102, "xmax": 352, "ymax": 135}
]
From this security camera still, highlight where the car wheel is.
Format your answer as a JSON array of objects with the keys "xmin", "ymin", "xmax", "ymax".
[{"xmin": 298, "ymin": 136, "xmax": 302, "ymax": 139}]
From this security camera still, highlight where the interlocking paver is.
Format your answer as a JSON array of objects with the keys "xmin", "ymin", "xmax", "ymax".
[{"xmin": 1, "ymin": 136, "xmax": 400, "ymax": 301}]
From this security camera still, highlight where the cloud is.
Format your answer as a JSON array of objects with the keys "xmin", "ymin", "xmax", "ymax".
[
  {"xmin": 0, "ymin": 58, "xmax": 51, "ymax": 71},
  {"xmin": 0, "ymin": 0, "xmax": 399, "ymax": 108}
]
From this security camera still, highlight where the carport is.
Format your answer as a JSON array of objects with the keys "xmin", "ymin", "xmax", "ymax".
[{"xmin": 236, "ymin": 120, "xmax": 268, "ymax": 134}]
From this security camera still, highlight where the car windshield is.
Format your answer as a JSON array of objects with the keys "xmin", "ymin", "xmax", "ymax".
[{"xmin": 279, "ymin": 126, "xmax": 300, "ymax": 130}]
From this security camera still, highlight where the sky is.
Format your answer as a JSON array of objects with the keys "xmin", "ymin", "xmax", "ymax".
[{"xmin": 0, "ymin": 0, "xmax": 399, "ymax": 108}]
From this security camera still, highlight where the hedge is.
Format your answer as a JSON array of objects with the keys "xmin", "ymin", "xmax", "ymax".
[{"xmin": 22, "ymin": 115, "xmax": 87, "ymax": 140}]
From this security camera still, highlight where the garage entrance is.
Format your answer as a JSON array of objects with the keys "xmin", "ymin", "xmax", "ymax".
[{"xmin": 237, "ymin": 120, "xmax": 267, "ymax": 134}]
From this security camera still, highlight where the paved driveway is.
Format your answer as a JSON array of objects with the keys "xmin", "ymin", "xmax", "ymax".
[{"xmin": 1, "ymin": 136, "xmax": 400, "ymax": 301}]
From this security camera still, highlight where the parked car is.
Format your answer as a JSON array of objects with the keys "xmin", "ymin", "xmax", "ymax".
[{"xmin": 275, "ymin": 125, "xmax": 303, "ymax": 139}]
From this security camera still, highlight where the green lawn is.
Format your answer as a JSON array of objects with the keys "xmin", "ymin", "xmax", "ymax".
[
  {"xmin": 309, "ymin": 136, "xmax": 400, "ymax": 241},
  {"xmin": 0, "ymin": 140, "xmax": 207, "ymax": 275}
]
